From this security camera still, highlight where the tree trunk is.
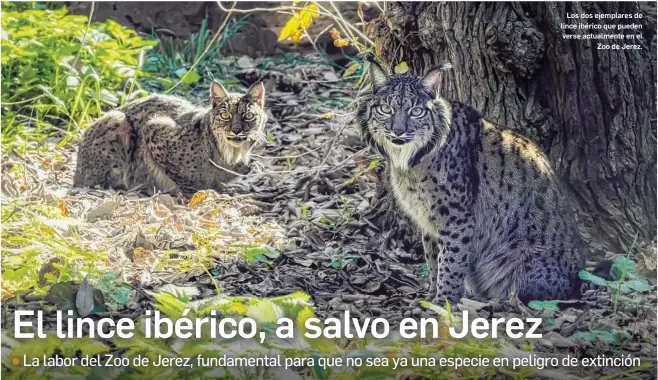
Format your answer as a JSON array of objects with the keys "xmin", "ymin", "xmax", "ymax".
[{"xmin": 366, "ymin": 2, "xmax": 657, "ymax": 254}]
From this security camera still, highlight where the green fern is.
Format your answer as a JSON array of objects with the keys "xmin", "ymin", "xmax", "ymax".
[{"xmin": 579, "ymin": 255, "xmax": 652, "ymax": 313}]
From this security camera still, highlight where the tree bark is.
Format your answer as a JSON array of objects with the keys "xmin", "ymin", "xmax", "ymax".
[{"xmin": 366, "ymin": 2, "xmax": 657, "ymax": 254}]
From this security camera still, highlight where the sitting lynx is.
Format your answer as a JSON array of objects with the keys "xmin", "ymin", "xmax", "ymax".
[
  {"xmin": 356, "ymin": 58, "xmax": 587, "ymax": 306},
  {"xmin": 73, "ymin": 81, "xmax": 267, "ymax": 195}
]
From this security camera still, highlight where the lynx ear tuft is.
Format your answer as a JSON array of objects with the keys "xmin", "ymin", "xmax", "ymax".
[
  {"xmin": 420, "ymin": 62, "xmax": 451, "ymax": 97},
  {"xmin": 210, "ymin": 80, "xmax": 230, "ymax": 104},
  {"xmin": 368, "ymin": 60, "xmax": 390, "ymax": 88},
  {"xmin": 246, "ymin": 82, "xmax": 265, "ymax": 107}
]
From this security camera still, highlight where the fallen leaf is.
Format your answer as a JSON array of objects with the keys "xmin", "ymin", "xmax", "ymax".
[
  {"xmin": 86, "ymin": 200, "xmax": 119, "ymax": 222},
  {"xmin": 57, "ymin": 199, "xmax": 69, "ymax": 217},
  {"xmin": 132, "ymin": 247, "xmax": 156, "ymax": 266},
  {"xmin": 1, "ymin": 284, "xmax": 15, "ymax": 301},
  {"xmin": 188, "ymin": 191, "xmax": 208, "ymax": 208}
]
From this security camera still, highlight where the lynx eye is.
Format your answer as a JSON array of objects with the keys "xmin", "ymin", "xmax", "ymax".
[
  {"xmin": 376, "ymin": 104, "xmax": 393, "ymax": 115},
  {"xmin": 219, "ymin": 111, "xmax": 232, "ymax": 120},
  {"xmin": 409, "ymin": 107, "xmax": 426, "ymax": 118},
  {"xmin": 244, "ymin": 111, "xmax": 255, "ymax": 121}
]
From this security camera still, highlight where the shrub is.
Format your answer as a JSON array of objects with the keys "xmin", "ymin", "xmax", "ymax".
[{"xmin": 1, "ymin": 7, "xmax": 156, "ymax": 146}]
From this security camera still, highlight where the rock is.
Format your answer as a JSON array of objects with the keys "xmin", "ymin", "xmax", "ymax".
[
  {"xmin": 323, "ymin": 71, "xmax": 340, "ymax": 82},
  {"xmin": 85, "ymin": 200, "xmax": 119, "ymax": 222},
  {"xmin": 543, "ymin": 332, "xmax": 577, "ymax": 348},
  {"xmin": 460, "ymin": 298, "xmax": 490, "ymax": 311},
  {"xmin": 537, "ymin": 339, "xmax": 554, "ymax": 349},
  {"xmin": 236, "ymin": 56, "xmax": 256, "ymax": 69}
]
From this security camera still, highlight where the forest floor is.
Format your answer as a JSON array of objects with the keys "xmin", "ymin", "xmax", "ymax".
[{"xmin": 2, "ymin": 54, "xmax": 657, "ymax": 379}]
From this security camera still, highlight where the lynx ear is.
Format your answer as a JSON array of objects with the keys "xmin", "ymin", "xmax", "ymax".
[
  {"xmin": 245, "ymin": 81, "xmax": 265, "ymax": 107},
  {"xmin": 368, "ymin": 60, "xmax": 390, "ymax": 88},
  {"xmin": 420, "ymin": 62, "xmax": 452, "ymax": 97},
  {"xmin": 210, "ymin": 80, "xmax": 229, "ymax": 104}
]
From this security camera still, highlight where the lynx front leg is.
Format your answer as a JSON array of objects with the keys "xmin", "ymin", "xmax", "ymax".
[
  {"xmin": 138, "ymin": 117, "xmax": 182, "ymax": 195},
  {"xmin": 422, "ymin": 235, "xmax": 440, "ymax": 300},
  {"xmin": 430, "ymin": 223, "xmax": 474, "ymax": 308}
]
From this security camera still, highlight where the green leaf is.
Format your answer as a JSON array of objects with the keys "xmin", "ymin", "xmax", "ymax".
[
  {"xmin": 571, "ymin": 331, "xmax": 597, "ymax": 342},
  {"xmin": 60, "ymin": 337, "xmax": 110, "ymax": 357},
  {"xmin": 311, "ymin": 354, "xmax": 328, "ymax": 380},
  {"xmin": 620, "ymin": 278, "xmax": 651, "ymax": 293},
  {"xmin": 96, "ymin": 271, "xmax": 131, "ymax": 305},
  {"xmin": 174, "ymin": 68, "xmax": 200, "ymax": 85},
  {"xmin": 343, "ymin": 61, "xmax": 362, "ymax": 78},
  {"xmin": 246, "ymin": 299, "xmax": 280, "ymax": 323},
  {"xmin": 243, "ymin": 244, "xmax": 280, "ymax": 264},
  {"xmin": 330, "ymin": 259, "xmax": 341, "ymax": 269},
  {"xmin": 296, "ymin": 306, "xmax": 315, "ymax": 336},
  {"xmin": 578, "ymin": 270, "xmax": 608, "ymax": 286},
  {"xmin": 394, "ymin": 61, "xmax": 409, "ymax": 74},
  {"xmin": 593, "ymin": 330, "xmax": 618, "ymax": 343},
  {"xmin": 610, "ymin": 256, "xmax": 637, "ymax": 280},
  {"xmin": 9, "ymin": 335, "xmax": 61, "ymax": 362},
  {"xmin": 270, "ymin": 290, "xmax": 311, "ymax": 305},
  {"xmin": 252, "ymin": 254, "xmax": 270, "ymax": 263},
  {"xmin": 45, "ymin": 282, "xmax": 77, "ymax": 312},
  {"xmin": 420, "ymin": 300, "xmax": 451, "ymax": 321},
  {"xmin": 419, "ymin": 263, "xmax": 429, "ymax": 278},
  {"xmin": 528, "ymin": 300, "xmax": 559, "ymax": 312}
]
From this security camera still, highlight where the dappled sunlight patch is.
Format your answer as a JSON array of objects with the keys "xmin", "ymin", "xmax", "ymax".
[{"xmin": 1, "ymin": 141, "xmax": 290, "ymax": 294}]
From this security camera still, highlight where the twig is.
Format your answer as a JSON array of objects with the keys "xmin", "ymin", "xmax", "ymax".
[
  {"xmin": 313, "ymin": 23, "xmax": 335, "ymax": 46},
  {"xmin": 315, "ymin": 120, "xmax": 350, "ymax": 176}
]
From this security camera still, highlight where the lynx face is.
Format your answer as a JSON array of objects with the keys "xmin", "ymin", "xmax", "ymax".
[
  {"xmin": 356, "ymin": 61, "xmax": 452, "ymax": 170},
  {"xmin": 208, "ymin": 81, "xmax": 267, "ymax": 149}
]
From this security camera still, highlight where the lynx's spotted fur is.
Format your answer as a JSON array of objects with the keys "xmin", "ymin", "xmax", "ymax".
[
  {"xmin": 356, "ymin": 59, "xmax": 587, "ymax": 306},
  {"xmin": 74, "ymin": 81, "xmax": 267, "ymax": 195}
]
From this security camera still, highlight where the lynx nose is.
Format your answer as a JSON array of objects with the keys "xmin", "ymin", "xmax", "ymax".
[
  {"xmin": 230, "ymin": 126, "xmax": 242, "ymax": 135},
  {"xmin": 391, "ymin": 126, "xmax": 406, "ymax": 137}
]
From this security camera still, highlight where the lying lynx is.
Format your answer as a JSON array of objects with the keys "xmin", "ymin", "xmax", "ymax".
[{"xmin": 73, "ymin": 81, "xmax": 267, "ymax": 195}]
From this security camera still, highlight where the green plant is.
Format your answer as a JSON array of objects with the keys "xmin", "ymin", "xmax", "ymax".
[
  {"xmin": 1, "ymin": 1, "xmax": 65, "ymax": 12},
  {"xmin": 1, "ymin": 6, "xmax": 156, "ymax": 147},
  {"xmin": 143, "ymin": 15, "xmax": 249, "ymax": 88},
  {"xmin": 3, "ymin": 286, "xmax": 516, "ymax": 380},
  {"xmin": 528, "ymin": 300, "xmax": 559, "ymax": 325},
  {"xmin": 1, "ymin": 201, "xmax": 108, "ymax": 295},
  {"xmin": 571, "ymin": 329, "xmax": 632, "ymax": 344},
  {"xmin": 231, "ymin": 243, "xmax": 281, "ymax": 264},
  {"xmin": 579, "ymin": 255, "xmax": 652, "ymax": 313}
]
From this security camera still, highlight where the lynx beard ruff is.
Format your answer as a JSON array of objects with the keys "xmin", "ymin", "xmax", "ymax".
[{"xmin": 218, "ymin": 130, "xmax": 265, "ymax": 165}]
